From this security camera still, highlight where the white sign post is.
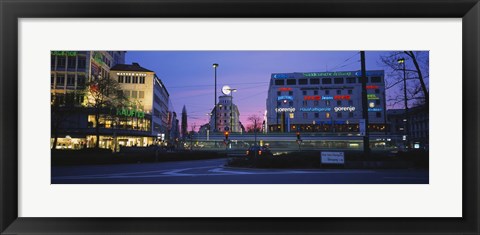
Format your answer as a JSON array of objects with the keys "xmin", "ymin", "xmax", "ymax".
[{"xmin": 321, "ymin": 152, "xmax": 345, "ymax": 164}]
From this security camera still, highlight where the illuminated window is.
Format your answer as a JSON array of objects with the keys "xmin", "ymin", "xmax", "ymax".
[
  {"xmin": 326, "ymin": 112, "xmax": 330, "ymax": 118},
  {"xmin": 289, "ymin": 113, "xmax": 294, "ymax": 119}
]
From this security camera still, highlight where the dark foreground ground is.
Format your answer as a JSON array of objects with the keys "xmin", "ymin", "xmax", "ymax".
[{"xmin": 52, "ymin": 158, "xmax": 428, "ymax": 184}]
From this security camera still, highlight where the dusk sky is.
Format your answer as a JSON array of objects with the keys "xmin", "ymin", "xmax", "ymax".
[{"xmin": 125, "ymin": 51, "xmax": 428, "ymax": 130}]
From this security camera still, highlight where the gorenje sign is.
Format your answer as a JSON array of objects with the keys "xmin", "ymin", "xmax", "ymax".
[
  {"xmin": 116, "ymin": 108, "xmax": 145, "ymax": 118},
  {"xmin": 275, "ymin": 107, "xmax": 295, "ymax": 113}
]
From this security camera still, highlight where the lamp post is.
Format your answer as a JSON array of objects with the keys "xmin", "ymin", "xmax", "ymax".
[
  {"xmin": 397, "ymin": 58, "xmax": 408, "ymax": 149},
  {"xmin": 226, "ymin": 88, "xmax": 237, "ymax": 132},
  {"xmin": 213, "ymin": 63, "xmax": 219, "ymax": 133}
]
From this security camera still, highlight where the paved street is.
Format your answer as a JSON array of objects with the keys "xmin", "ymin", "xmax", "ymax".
[{"xmin": 52, "ymin": 158, "xmax": 428, "ymax": 184}]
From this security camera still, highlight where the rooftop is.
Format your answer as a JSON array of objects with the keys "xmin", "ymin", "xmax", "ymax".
[{"xmin": 110, "ymin": 62, "xmax": 153, "ymax": 72}]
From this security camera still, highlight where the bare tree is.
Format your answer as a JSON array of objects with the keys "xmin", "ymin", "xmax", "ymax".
[
  {"xmin": 84, "ymin": 76, "xmax": 127, "ymax": 149},
  {"xmin": 246, "ymin": 115, "xmax": 262, "ymax": 133},
  {"xmin": 380, "ymin": 51, "xmax": 429, "ymax": 108},
  {"xmin": 51, "ymin": 93, "xmax": 77, "ymax": 150}
]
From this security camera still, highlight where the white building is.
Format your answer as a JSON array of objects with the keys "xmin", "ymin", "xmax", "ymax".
[{"xmin": 209, "ymin": 95, "xmax": 241, "ymax": 133}]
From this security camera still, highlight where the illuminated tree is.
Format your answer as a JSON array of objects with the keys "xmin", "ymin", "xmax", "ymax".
[{"xmin": 84, "ymin": 76, "xmax": 127, "ymax": 149}]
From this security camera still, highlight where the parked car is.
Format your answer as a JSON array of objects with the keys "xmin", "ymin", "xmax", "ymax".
[{"xmin": 246, "ymin": 145, "xmax": 272, "ymax": 157}]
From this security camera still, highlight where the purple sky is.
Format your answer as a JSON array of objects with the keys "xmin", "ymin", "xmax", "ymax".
[{"xmin": 125, "ymin": 51, "xmax": 428, "ymax": 131}]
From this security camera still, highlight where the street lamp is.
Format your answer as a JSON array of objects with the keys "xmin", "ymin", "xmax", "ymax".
[
  {"xmin": 397, "ymin": 58, "xmax": 408, "ymax": 149},
  {"xmin": 213, "ymin": 63, "xmax": 219, "ymax": 132},
  {"xmin": 226, "ymin": 88, "xmax": 237, "ymax": 132}
]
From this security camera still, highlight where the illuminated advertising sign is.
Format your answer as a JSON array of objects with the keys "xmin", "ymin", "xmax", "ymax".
[
  {"xmin": 334, "ymin": 95, "xmax": 351, "ymax": 100},
  {"xmin": 303, "ymin": 72, "xmax": 353, "ymax": 77},
  {"xmin": 277, "ymin": 96, "xmax": 293, "ymax": 101},
  {"xmin": 367, "ymin": 94, "xmax": 380, "ymax": 100},
  {"xmin": 334, "ymin": 106, "xmax": 356, "ymax": 112},
  {"xmin": 354, "ymin": 71, "xmax": 384, "ymax": 77},
  {"xmin": 300, "ymin": 107, "xmax": 331, "ymax": 112},
  {"xmin": 366, "ymin": 85, "xmax": 379, "ymax": 89},
  {"xmin": 278, "ymin": 87, "xmax": 292, "ymax": 91},
  {"xmin": 275, "ymin": 107, "xmax": 295, "ymax": 113},
  {"xmin": 368, "ymin": 108, "xmax": 383, "ymax": 112},
  {"xmin": 116, "ymin": 108, "xmax": 145, "ymax": 118},
  {"xmin": 51, "ymin": 51, "xmax": 78, "ymax": 56},
  {"xmin": 304, "ymin": 96, "xmax": 320, "ymax": 100},
  {"xmin": 272, "ymin": 74, "xmax": 289, "ymax": 79}
]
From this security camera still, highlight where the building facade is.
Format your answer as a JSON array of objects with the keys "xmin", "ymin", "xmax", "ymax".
[
  {"xmin": 387, "ymin": 105, "xmax": 429, "ymax": 149},
  {"xmin": 209, "ymin": 95, "xmax": 241, "ymax": 133},
  {"xmin": 266, "ymin": 70, "xmax": 387, "ymax": 133},
  {"xmin": 50, "ymin": 51, "xmax": 126, "ymax": 107},
  {"xmin": 50, "ymin": 52, "xmax": 175, "ymax": 150}
]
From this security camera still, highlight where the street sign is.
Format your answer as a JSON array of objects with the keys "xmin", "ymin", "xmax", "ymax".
[
  {"xmin": 321, "ymin": 152, "xmax": 345, "ymax": 164},
  {"xmin": 224, "ymin": 126, "xmax": 229, "ymax": 131},
  {"xmin": 359, "ymin": 119, "xmax": 366, "ymax": 136}
]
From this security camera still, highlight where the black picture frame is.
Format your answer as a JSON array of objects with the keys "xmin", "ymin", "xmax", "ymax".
[{"xmin": 1, "ymin": 0, "xmax": 479, "ymax": 234}]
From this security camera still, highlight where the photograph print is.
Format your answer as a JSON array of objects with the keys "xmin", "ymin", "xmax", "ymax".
[{"xmin": 51, "ymin": 50, "xmax": 429, "ymax": 184}]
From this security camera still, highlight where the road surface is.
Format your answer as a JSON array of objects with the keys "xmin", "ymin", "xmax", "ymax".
[{"xmin": 52, "ymin": 158, "xmax": 428, "ymax": 184}]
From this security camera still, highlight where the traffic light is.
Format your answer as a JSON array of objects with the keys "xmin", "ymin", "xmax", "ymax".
[
  {"xmin": 296, "ymin": 132, "xmax": 301, "ymax": 140},
  {"xmin": 224, "ymin": 131, "xmax": 229, "ymax": 140}
]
